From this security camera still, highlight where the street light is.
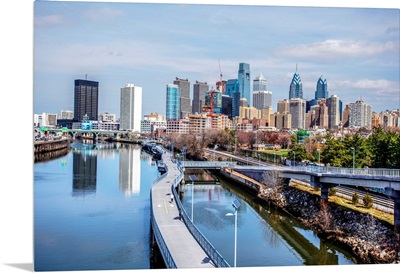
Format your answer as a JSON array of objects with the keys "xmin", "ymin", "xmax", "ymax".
[
  {"xmin": 225, "ymin": 199, "xmax": 241, "ymax": 267},
  {"xmin": 188, "ymin": 174, "xmax": 196, "ymax": 223},
  {"xmin": 350, "ymin": 147, "xmax": 355, "ymax": 174}
]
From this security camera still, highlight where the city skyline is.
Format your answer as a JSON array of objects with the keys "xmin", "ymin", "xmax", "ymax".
[{"xmin": 33, "ymin": 1, "xmax": 399, "ymax": 119}]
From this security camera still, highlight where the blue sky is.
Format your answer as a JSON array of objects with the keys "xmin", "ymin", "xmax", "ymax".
[{"xmin": 32, "ymin": 1, "xmax": 399, "ymax": 118}]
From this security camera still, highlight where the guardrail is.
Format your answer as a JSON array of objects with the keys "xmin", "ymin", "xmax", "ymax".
[
  {"xmin": 234, "ymin": 164, "xmax": 400, "ymax": 179},
  {"xmin": 171, "ymin": 166, "xmax": 230, "ymax": 268}
]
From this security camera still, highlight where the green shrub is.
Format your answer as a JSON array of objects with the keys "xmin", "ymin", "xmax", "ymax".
[
  {"xmin": 328, "ymin": 188, "xmax": 336, "ymax": 196},
  {"xmin": 363, "ymin": 194, "xmax": 373, "ymax": 208},
  {"xmin": 352, "ymin": 192, "xmax": 359, "ymax": 204}
]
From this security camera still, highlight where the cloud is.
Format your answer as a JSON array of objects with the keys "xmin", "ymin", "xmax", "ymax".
[
  {"xmin": 34, "ymin": 14, "xmax": 63, "ymax": 26},
  {"xmin": 275, "ymin": 39, "xmax": 398, "ymax": 59},
  {"xmin": 85, "ymin": 7, "xmax": 124, "ymax": 21}
]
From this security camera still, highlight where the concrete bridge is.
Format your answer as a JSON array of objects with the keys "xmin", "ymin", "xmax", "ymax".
[{"xmin": 180, "ymin": 161, "xmax": 400, "ymax": 230}]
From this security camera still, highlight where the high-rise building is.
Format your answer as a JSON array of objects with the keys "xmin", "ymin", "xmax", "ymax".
[
  {"xmin": 252, "ymin": 73, "xmax": 272, "ymax": 110},
  {"xmin": 74, "ymin": 79, "xmax": 99, "ymax": 121},
  {"xmin": 349, "ymin": 100, "xmax": 372, "ymax": 129},
  {"xmin": 277, "ymin": 99, "xmax": 290, "ymax": 114},
  {"xmin": 289, "ymin": 67, "xmax": 303, "ymax": 99},
  {"xmin": 192, "ymin": 81, "xmax": 209, "ymax": 114},
  {"xmin": 205, "ymin": 90, "xmax": 222, "ymax": 114},
  {"xmin": 120, "ymin": 83, "xmax": 142, "ymax": 132},
  {"xmin": 221, "ymin": 95, "xmax": 233, "ymax": 119},
  {"xmin": 238, "ymin": 63, "xmax": 251, "ymax": 105},
  {"xmin": 166, "ymin": 84, "xmax": 181, "ymax": 120},
  {"xmin": 326, "ymin": 94, "xmax": 340, "ymax": 129},
  {"xmin": 225, "ymin": 79, "xmax": 240, "ymax": 118},
  {"xmin": 174, "ymin": 77, "xmax": 191, "ymax": 119},
  {"xmin": 289, "ymin": 98, "xmax": 306, "ymax": 129},
  {"xmin": 315, "ymin": 76, "xmax": 328, "ymax": 100}
]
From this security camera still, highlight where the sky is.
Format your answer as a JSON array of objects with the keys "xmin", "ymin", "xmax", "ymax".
[
  {"xmin": 32, "ymin": 0, "xmax": 400, "ymax": 119},
  {"xmin": 0, "ymin": 1, "xmax": 399, "ymax": 273}
]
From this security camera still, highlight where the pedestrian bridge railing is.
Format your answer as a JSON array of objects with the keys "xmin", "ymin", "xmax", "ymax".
[
  {"xmin": 180, "ymin": 161, "xmax": 237, "ymax": 169},
  {"xmin": 171, "ymin": 166, "xmax": 230, "ymax": 268}
]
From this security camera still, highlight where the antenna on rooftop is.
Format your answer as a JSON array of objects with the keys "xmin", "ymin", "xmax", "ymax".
[{"xmin": 85, "ymin": 74, "xmax": 87, "ymax": 80}]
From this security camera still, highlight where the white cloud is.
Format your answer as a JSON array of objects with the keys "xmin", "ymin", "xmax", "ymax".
[
  {"xmin": 275, "ymin": 39, "xmax": 398, "ymax": 59},
  {"xmin": 34, "ymin": 14, "xmax": 63, "ymax": 26},
  {"xmin": 85, "ymin": 7, "xmax": 124, "ymax": 21}
]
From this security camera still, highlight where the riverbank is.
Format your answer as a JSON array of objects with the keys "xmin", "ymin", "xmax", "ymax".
[
  {"xmin": 219, "ymin": 168, "xmax": 400, "ymax": 264},
  {"xmin": 259, "ymin": 186, "xmax": 400, "ymax": 264}
]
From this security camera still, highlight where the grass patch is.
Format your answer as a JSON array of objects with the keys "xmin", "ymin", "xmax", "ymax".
[{"xmin": 290, "ymin": 181, "xmax": 394, "ymax": 226}]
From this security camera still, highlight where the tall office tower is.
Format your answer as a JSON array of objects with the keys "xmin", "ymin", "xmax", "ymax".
[
  {"xmin": 349, "ymin": 100, "xmax": 372, "ymax": 129},
  {"xmin": 277, "ymin": 99, "xmax": 290, "ymax": 114},
  {"xmin": 173, "ymin": 77, "xmax": 191, "ymax": 119},
  {"xmin": 326, "ymin": 94, "xmax": 340, "ymax": 129},
  {"xmin": 315, "ymin": 76, "xmax": 328, "ymax": 100},
  {"xmin": 238, "ymin": 63, "xmax": 251, "ymax": 105},
  {"xmin": 315, "ymin": 99, "xmax": 329, "ymax": 128},
  {"xmin": 225, "ymin": 79, "xmax": 240, "ymax": 118},
  {"xmin": 166, "ymin": 84, "xmax": 181, "ymax": 120},
  {"xmin": 289, "ymin": 67, "xmax": 303, "ymax": 99},
  {"xmin": 289, "ymin": 98, "xmax": 306, "ymax": 129},
  {"xmin": 252, "ymin": 73, "xmax": 272, "ymax": 110},
  {"xmin": 120, "ymin": 83, "xmax": 142, "ymax": 132},
  {"xmin": 74, "ymin": 79, "xmax": 99, "ymax": 121},
  {"xmin": 221, "ymin": 95, "xmax": 233, "ymax": 119},
  {"xmin": 192, "ymin": 81, "xmax": 209, "ymax": 114}
]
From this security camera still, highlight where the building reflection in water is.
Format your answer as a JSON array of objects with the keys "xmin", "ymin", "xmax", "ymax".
[
  {"xmin": 119, "ymin": 144, "xmax": 141, "ymax": 196},
  {"xmin": 72, "ymin": 149, "xmax": 97, "ymax": 196}
]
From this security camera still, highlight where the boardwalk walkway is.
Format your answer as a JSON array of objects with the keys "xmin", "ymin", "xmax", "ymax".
[{"xmin": 150, "ymin": 152, "xmax": 215, "ymax": 268}]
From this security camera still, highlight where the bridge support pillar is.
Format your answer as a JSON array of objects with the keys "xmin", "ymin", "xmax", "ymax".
[{"xmin": 385, "ymin": 187, "xmax": 400, "ymax": 232}]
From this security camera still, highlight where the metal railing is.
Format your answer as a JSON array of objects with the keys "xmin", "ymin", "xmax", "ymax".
[
  {"xmin": 171, "ymin": 182, "xmax": 230, "ymax": 268},
  {"xmin": 181, "ymin": 161, "xmax": 237, "ymax": 168},
  {"xmin": 234, "ymin": 164, "xmax": 400, "ymax": 179}
]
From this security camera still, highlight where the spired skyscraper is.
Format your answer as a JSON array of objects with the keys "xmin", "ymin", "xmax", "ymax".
[
  {"xmin": 120, "ymin": 83, "xmax": 142, "ymax": 132},
  {"xmin": 289, "ymin": 66, "xmax": 303, "ymax": 99},
  {"xmin": 315, "ymin": 76, "xmax": 328, "ymax": 100},
  {"xmin": 238, "ymin": 63, "xmax": 251, "ymax": 106},
  {"xmin": 74, "ymin": 79, "xmax": 99, "ymax": 121}
]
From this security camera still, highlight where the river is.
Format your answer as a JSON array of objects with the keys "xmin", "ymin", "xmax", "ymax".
[{"xmin": 33, "ymin": 141, "xmax": 355, "ymax": 271}]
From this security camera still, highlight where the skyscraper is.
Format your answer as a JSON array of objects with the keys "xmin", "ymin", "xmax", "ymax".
[
  {"xmin": 289, "ymin": 98, "xmax": 306, "ymax": 129},
  {"xmin": 120, "ymin": 83, "xmax": 142, "ymax": 132},
  {"xmin": 166, "ymin": 84, "xmax": 181, "ymax": 120},
  {"xmin": 192, "ymin": 81, "xmax": 209, "ymax": 114},
  {"xmin": 225, "ymin": 79, "xmax": 240, "ymax": 118},
  {"xmin": 253, "ymin": 73, "xmax": 272, "ymax": 110},
  {"xmin": 238, "ymin": 63, "xmax": 251, "ymax": 105},
  {"xmin": 289, "ymin": 67, "xmax": 303, "ymax": 99},
  {"xmin": 326, "ymin": 94, "xmax": 340, "ymax": 129},
  {"xmin": 173, "ymin": 77, "xmax": 191, "ymax": 119},
  {"xmin": 349, "ymin": 100, "xmax": 372, "ymax": 129},
  {"xmin": 315, "ymin": 76, "xmax": 328, "ymax": 100},
  {"xmin": 74, "ymin": 79, "xmax": 99, "ymax": 121}
]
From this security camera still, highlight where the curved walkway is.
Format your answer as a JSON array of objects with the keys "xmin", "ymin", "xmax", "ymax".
[{"xmin": 150, "ymin": 151, "xmax": 215, "ymax": 268}]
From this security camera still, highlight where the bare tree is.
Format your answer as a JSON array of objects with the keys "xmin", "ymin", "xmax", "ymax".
[
  {"xmin": 260, "ymin": 170, "xmax": 287, "ymax": 207},
  {"xmin": 318, "ymin": 200, "xmax": 332, "ymax": 231}
]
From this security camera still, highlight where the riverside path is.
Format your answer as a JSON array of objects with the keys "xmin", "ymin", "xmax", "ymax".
[{"xmin": 150, "ymin": 149, "xmax": 222, "ymax": 268}]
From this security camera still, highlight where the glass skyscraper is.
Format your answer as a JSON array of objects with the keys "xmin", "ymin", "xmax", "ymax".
[
  {"xmin": 166, "ymin": 84, "xmax": 181, "ymax": 120},
  {"xmin": 173, "ymin": 77, "xmax": 191, "ymax": 119},
  {"xmin": 315, "ymin": 76, "xmax": 328, "ymax": 100},
  {"xmin": 225, "ymin": 79, "xmax": 240, "ymax": 118},
  {"xmin": 238, "ymin": 63, "xmax": 251, "ymax": 106},
  {"xmin": 74, "ymin": 79, "xmax": 99, "ymax": 121},
  {"xmin": 289, "ymin": 69, "xmax": 303, "ymax": 99},
  {"xmin": 253, "ymin": 73, "xmax": 272, "ymax": 110}
]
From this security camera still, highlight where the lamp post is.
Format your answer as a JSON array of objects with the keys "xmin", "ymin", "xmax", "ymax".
[
  {"xmin": 226, "ymin": 199, "xmax": 241, "ymax": 267},
  {"xmin": 293, "ymin": 151, "xmax": 296, "ymax": 167},
  {"xmin": 350, "ymin": 147, "xmax": 355, "ymax": 174},
  {"xmin": 188, "ymin": 175, "xmax": 196, "ymax": 223}
]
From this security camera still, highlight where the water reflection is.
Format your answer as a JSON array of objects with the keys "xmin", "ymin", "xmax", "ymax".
[
  {"xmin": 119, "ymin": 144, "xmax": 141, "ymax": 196},
  {"xmin": 72, "ymin": 149, "xmax": 97, "ymax": 196}
]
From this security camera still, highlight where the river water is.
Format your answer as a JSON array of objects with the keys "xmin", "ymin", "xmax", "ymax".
[{"xmin": 34, "ymin": 141, "xmax": 355, "ymax": 271}]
